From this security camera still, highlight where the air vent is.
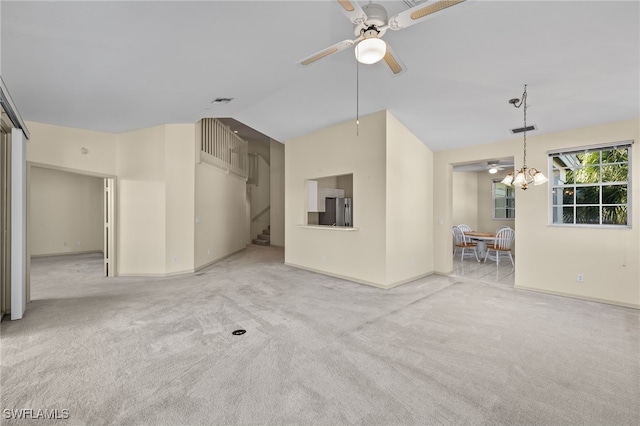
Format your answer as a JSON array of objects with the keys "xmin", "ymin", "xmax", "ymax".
[
  {"xmin": 511, "ymin": 125, "xmax": 537, "ymax": 134},
  {"xmin": 212, "ymin": 98, "xmax": 234, "ymax": 104}
]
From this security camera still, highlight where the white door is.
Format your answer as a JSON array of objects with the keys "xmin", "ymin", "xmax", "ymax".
[{"xmin": 104, "ymin": 178, "xmax": 116, "ymax": 277}]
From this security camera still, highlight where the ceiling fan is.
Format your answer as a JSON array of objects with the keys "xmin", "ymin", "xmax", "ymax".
[
  {"xmin": 486, "ymin": 162, "xmax": 507, "ymax": 174},
  {"xmin": 296, "ymin": 0, "xmax": 468, "ymax": 75}
]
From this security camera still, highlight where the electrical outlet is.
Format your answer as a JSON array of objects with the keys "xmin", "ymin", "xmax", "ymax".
[
  {"xmin": 207, "ymin": 249, "xmax": 211, "ymax": 255},
  {"xmin": 172, "ymin": 256, "xmax": 178, "ymax": 263},
  {"xmin": 577, "ymin": 274, "xmax": 584, "ymax": 283},
  {"xmin": 76, "ymin": 241, "xmax": 81, "ymax": 246}
]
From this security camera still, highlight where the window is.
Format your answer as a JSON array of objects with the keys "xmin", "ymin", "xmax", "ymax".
[
  {"xmin": 493, "ymin": 180, "xmax": 515, "ymax": 219},
  {"xmin": 549, "ymin": 142, "xmax": 631, "ymax": 226}
]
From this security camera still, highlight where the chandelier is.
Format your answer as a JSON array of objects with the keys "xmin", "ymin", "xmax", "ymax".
[{"xmin": 501, "ymin": 84, "xmax": 548, "ymax": 190}]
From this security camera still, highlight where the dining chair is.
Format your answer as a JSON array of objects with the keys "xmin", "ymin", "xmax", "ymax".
[
  {"xmin": 452, "ymin": 226, "xmax": 479, "ymax": 262},
  {"xmin": 484, "ymin": 227, "xmax": 515, "ymax": 266},
  {"xmin": 457, "ymin": 224, "xmax": 472, "ymax": 233}
]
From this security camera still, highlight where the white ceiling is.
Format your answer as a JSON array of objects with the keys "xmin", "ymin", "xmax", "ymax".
[{"xmin": 1, "ymin": 1, "xmax": 638, "ymax": 151}]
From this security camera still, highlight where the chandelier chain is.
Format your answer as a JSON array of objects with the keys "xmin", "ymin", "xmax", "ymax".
[{"xmin": 522, "ymin": 84, "xmax": 527, "ymax": 168}]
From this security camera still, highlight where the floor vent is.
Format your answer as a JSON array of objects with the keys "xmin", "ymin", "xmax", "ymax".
[{"xmin": 232, "ymin": 329, "xmax": 246, "ymax": 335}]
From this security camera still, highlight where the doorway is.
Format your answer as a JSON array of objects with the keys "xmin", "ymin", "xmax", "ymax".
[
  {"xmin": 28, "ymin": 166, "xmax": 116, "ymax": 286},
  {"xmin": 451, "ymin": 157, "xmax": 516, "ymax": 285}
]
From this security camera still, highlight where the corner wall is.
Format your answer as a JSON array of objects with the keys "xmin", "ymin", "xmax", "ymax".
[
  {"xmin": 165, "ymin": 124, "xmax": 196, "ymax": 275},
  {"xmin": 270, "ymin": 139, "xmax": 285, "ymax": 247},
  {"xmin": 116, "ymin": 125, "xmax": 166, "ymax": 275},
  {"xmin": 194, "ymin": 163, "xmax": 248, "ymax": 270},
  {"xmin": 385, "ymin": 112, "xmax": 434, "ymax": 285},
  {"xmin": 285, "ymin": 110, "xmax": 434, "ymax": 288}
]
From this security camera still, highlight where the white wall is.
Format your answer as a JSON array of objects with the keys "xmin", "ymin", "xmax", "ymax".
[
  {"xmin": 452, "ymin": 172, "xmax": 478, "ymax": 230},
  {"xmin": 435, "ymin": 118, "xmax": 639, "ymax": 308},
  {"xmin": 270, "ymin": 139, "xmax": 285, "ymax": 247},
  {"xmin": 30, "ymin": 167, "xmax": 103, "ymax": 256}
]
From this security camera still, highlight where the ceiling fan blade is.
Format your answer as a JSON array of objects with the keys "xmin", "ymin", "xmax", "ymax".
[
  {"xmin": 296, "ymin": 40, "xmax": 355, "ymax": 66},
  {"xmin": 336, "ymin": 0, "xmax": 367, "ymax": 25},
  {"xmin": 382, "ymin": 43, "xmax": 407, "ymax": 76},
  {"xmin": 388, "ymin": 0, "xmax": 467, "ymax": 31}
]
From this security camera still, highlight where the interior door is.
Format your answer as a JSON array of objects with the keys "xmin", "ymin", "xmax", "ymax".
[
  {"xmin": 104, "ymin": 178, "xmax": 116, "ymax": 277},
  {"xmin": 0, "ymin": 126, "xmax": 10, "ymax": 317}
]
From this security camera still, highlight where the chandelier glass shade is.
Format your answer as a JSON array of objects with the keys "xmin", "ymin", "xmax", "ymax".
[{"xmin": 501, "ymin": 84, "xmax": 548, "ymax": 190}]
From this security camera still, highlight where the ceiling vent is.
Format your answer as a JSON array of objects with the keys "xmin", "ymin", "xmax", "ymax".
[
  {"xmin": 212, "ymin": 98, "xmax": 234, "ymax": 104},
  {"xmin": 510, "ymin": 125, "xmax": 537, "ymax": 134}
]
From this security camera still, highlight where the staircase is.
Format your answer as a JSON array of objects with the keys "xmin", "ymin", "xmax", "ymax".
[{"xmin": 252, "ymin": 226, "xmax": 270, "ymax": 246}]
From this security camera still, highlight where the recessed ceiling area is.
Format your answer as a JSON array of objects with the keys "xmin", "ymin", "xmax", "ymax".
[{"xmin": 1, "ymin": 1, "xmax": 638, "ymax": 151}]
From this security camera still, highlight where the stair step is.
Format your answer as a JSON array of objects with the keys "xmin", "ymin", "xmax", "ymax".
[
  {"xmin": 257, "ymin": 234, "xmax": 270, "ymax": 241},
  {"xmin": 252, "ymin": 239, "xmax": 270, "ymax": 246}
]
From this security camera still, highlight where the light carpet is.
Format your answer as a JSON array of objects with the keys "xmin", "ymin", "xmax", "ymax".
[{"xmin": 1, "ymin": 246, "xmax": 639, "ymax": 425}]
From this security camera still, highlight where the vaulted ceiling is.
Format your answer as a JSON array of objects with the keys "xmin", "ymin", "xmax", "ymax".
[{"xmin": 1, "ymin": 1, "xmax": 638, "ymax": 151}]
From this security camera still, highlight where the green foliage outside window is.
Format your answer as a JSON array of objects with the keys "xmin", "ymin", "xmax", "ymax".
[{"xmin": 551, "ymin": 146, "xmax": 629, "ymax": 226}]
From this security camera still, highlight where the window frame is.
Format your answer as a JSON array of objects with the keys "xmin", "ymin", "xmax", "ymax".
[
  {"xmin": 492, "ymin": 179, "xmax": 515, "ymax": 220},
  {"xmin": 548, "ymin": 141, "xmax": 633, "ymax": 228}
]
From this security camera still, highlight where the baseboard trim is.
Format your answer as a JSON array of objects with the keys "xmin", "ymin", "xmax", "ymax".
[
  {"xmin": 31, "ymin": 250, "xmax": 103, "ymax": 259},
  {"xmin": 515, "ymin": 285, "xmax": 640, "ymax": 310},
  {"xmin": 120, "ymin": 268, "xmax": 195, "ymax": 278},
  {"xmin": 284, "ymin": 262, "xmax": 434, "ymax": 290},
  {"xmin": 194, "ymin": 247, "xmax": 247, "ymax": 273}
]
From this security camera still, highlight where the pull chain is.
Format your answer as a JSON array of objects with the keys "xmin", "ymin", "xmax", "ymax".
[{"xmin": 356, "ymin": 59, "xmax": 360, "ymax": 136}]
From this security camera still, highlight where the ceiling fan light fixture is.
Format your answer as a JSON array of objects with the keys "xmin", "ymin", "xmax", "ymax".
[
  {"xmin": 488, "ymin": 167, "xmax": 498, "ymax": 174},
  {"xmin": 355, "ymin": 37, "xmax": 386, "ymax": 64}
]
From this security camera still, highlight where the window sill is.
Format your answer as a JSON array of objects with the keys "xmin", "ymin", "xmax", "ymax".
[{"xmin": 297, "ymin": 225, "xmax": 359, "ymax": 231}]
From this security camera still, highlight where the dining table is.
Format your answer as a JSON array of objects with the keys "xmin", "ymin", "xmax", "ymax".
[{"xmin": 463, "ymin": 231, "xmax": 496, "ymax": 260}]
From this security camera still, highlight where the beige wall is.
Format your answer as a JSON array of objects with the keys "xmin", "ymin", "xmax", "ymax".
[
  {"xmin": 164, "ymin": 124, "xmax": 196, "ymax": 275},
  {"xmin": 385, "ymin": 112, "xmax": 434, "ymax": 284},
  {"xmin": 285, "ymin": 111, "xmax": 388, "ymax": 286},
  {"xmin": 435, "ymin": 118, "xmax": 639, "ymax": 308},
  {"xmin": 250, "ymin": 155, "xmax": 270, "ymax": 241},
  {"xmin": 116, "ymin": 125, "xmax": 166, "ymax": 275},
  {"xmin": 27, "ymin": 121, "xmax": 246, "ymax": 277},
  {"xmin": 476, "ymin": 170, "xmax": 515, "ymax": 234},
  {"xmin": 285, "ymin": 110, "xmax": 433, "ymax": 288},
  {"xmin": 194, "ymin": 163, "xmax": 247, "ymax": 270},
  {"xmin": 248, "ymin": 139, "xmax": 270, "ymax": 162},
  {"xmin": 270, "ymin": 139, "xmax": 285, "ymax": 247},
  {"xmin": 26, "ymin": 121, "xmax": 116, "ymax": 177},
  {"xmin": 452, "ymin": 172, "xmax": 478, "ymax": 230},
  {"xmin": 30, "ymin": 167, "xmax": 104, "ymax": 256}
]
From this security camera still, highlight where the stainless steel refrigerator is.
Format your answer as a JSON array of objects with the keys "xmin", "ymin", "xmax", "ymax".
[{"xmin": 319, "ymin": 197, "xmax": 352, "ymax": 227}]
